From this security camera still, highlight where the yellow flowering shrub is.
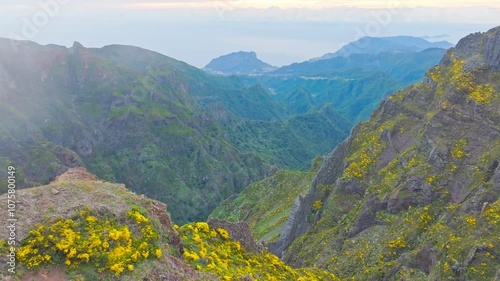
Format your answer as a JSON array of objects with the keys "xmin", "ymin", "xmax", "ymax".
[
  {"xmin": 465, "ymin": 216, "xmax": 477, "ymax": 227},
  {"xmin": 342, "ymin": 131, "xmax": 384, "ymax": 180},
  {"xmin": 388, "ymin": 237, "xmax": 407, "ymax": 249},
  {"xmin": 179, "ymin": 222, "xmax": 339, "ymax": 280},
  {"xmin": 451, "ymin": 139, "xmax": 468, "ymax": 159},
  {"xmin": 483, "ymin": 201, "xmax": 500, "ymax": 225},
  {"xmin": 469, "ymin": 83, "xmax": 495, "ymax": 105},
  {"xmin": 17, "ymin": 207, "xmax": 163, "ymax": 277},
  {"xmin": 312, "ymin": 200, "xmax": 323, "ymax": 211}
]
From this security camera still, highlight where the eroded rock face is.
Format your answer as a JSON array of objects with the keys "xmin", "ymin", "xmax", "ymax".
[
  {"xmin": 453, "ymin": 27, "xmax": 500, "ymax": 70},
  {"xmin": 271, "ymin": 134, "xmax": 355, "ymax": 257}
]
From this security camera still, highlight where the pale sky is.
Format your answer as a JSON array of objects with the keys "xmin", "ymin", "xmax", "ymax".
[
  {"xmin": 120, "ymin": 0, "xmax": 500, "ymax": 9},
  {"xmin": 0, "ymin": 1, "xmax": 498, "ymax": 67}
]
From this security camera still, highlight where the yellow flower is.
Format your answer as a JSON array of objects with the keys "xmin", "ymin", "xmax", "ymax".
[
  {"xmin": 86, "ymin": 216, "xmax": 97, "ymax": 224},
  {"xmin": 217, "ymin": 228, "xmax": 230, "ymax": 240},
  {"xmin": 155, "ymin": 248, "xmax": 162, "ymax": 258}
]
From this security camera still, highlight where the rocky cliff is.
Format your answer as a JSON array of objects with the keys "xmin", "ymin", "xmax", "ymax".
[{"xmin": 275, "ymin": 26, "xmax": 500, "ymax": 280}]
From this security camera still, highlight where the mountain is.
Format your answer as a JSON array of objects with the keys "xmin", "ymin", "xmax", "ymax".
[
  {"xmin": 315, "ymin": 36, "xmax": 453, "ymax": 61},
  {"xmin": 213, "ymin": 26, "xmax": 500, "ymax": 280},
  {"xmin": 0, "ymin": 39, "xmax": 272, "ymax": 224},
  {"xmin": 243, "ymin": 48, "xmax": 447, "ymax": 122},
  {"xmin": 203, "ymin": 51, "xmax": 276, "ymax": 75},
  {"xmin": 0, "ymin": 168, "xmax": 338, "ymax": 280},
  {"xmin": 0, "ymin": 39, "xmax": 354, "ymax": 224}
]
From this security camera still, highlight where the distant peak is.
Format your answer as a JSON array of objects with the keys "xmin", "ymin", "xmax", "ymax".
[
  {"xmin": 236, "ymin": 51, "xmax": 256, "ymax": 55},
  {"xmin": 72, "ymin": 41, "xmax": 84, "ymax": 49},
  {"xmin": 221, "ymin": 51, "xmax": 258, "ymax": 59},
  {"xmin": 203, "ymin": 51, "xmax": 276, "ymax": 75},
  {"xmin": 313, "ymin": 35, "xmax": 454, "ymax": 61}
]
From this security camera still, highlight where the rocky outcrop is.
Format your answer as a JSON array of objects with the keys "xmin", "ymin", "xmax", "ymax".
[
  {"xmin": 453, "ymin": 27, "xmax": 500, "ymax": 70},
  {"xmin": 0, "ymin": 169, "xmax": 217, "ymax": 281}
]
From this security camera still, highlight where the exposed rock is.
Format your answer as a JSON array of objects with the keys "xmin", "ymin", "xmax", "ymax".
[
  {"xmin": 53, "ymin": 167, "xmax": 98, "ymax": 183},
  {"xmin": 453, "ymin": 26, "xmax": 500, "ymax": 71},
  {"xmin": 404, "ymin": 244, "xmax": 437, "ymax": 275},
  {"xmin": 270, "ymin": 195, "xmax": 307, "ymax": 257},
  {"xmin": 349, "ymin": 196, "xmax": 387, "ymax": 237},
  {"xmin": 271, "ymin": 130, "xmax": 356, "ymax": 257}
]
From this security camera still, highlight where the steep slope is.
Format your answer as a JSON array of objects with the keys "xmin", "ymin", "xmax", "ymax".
[
  {"xmin": 273, "ymin": 26, "xmax": 500, "ymax": 280},
  {"xmin": 211, "ymin": 169, "xmax": 317, "ymax": 246},
  {"xmin": 203, "ymin": 51, "xmax": 276, "ymax": 75},
  {"xmin": 0, "ymin": 168, "xmax": 218, "ymax": 281},
  {"xmin": 0, "ymin": 39, "xmax": 269, "ymax": 223},
  {"xmin": 315, "ymin": 36, "xmax": 453, "ymax": 60}
]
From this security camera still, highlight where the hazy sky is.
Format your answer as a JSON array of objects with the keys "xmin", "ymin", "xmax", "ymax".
[{"xmin": 1, "ymin": 1, "xmax": 498, "ymax": 67}]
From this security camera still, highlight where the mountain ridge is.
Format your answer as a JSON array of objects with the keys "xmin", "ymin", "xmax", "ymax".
[
  {"xmin": 314, "ymin": 35, "xmax": 454, "ymax": 61},
  {"xmin": 0, "ymin": 38, "xmax": 355, "ymax": 224},
  {"xmin": 0, "ymin": 39, "xmax": 271, "ymax": 223},
  {"xmin": 0, "ymin": 167, "xmax": 219, "ymax": 281}
]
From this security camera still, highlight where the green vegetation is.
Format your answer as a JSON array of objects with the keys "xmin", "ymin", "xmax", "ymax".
[
  {"xmin": 223, "ymin": 105, "xmax": 351, "ymax": 170},
  {"xmin": 241, "ymin": 48, "xmax": 447, "ymax": 122},
  {"xmin": 211, "ymin": 170, "xmax": 316, "ymax": 244},
  {"xmin": 0, "ymin": 39, "xmax": 354, "ymax": 223},
  {"xmin": 206, "ymin": 28, "xmax": 499, "ymax": 280}
]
